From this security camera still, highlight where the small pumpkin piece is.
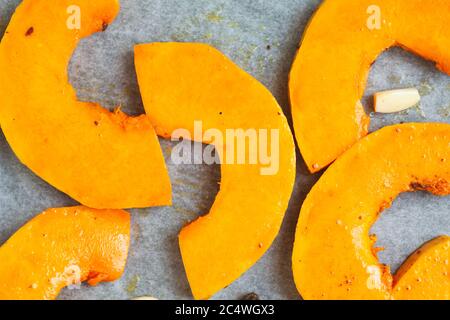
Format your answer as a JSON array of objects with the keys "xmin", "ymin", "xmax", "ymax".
[
  {"xmin": 0, "ymin": 0, "xmax": 171, "ymax": 209},
  {"xmin": 0, "ymin": 206, "xmax": 130, "ymax": 300},
  {"xmin": 290, "ymin": 0, "xmax": 450, "ymax": 173},
  {"xmin": 393, "ymin": 236, "xmax": 450, "ymax": 300},
  {"xmin": 292, "ymin": 123, "xmax": 450, "ymax": 300},
  {"xmin": 135, "ymin": 43, "xmax": 296, "ymax": 300}
]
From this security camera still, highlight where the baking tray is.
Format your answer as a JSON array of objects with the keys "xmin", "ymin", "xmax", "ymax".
[{"xmin": 0, "ymin": 0, "xmax": 448, "ymax": 300}]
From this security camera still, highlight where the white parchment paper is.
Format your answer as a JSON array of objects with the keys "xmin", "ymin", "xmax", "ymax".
[{"xmin": 0, "ymin": 0, "xmax": 448, "ymax": 300}]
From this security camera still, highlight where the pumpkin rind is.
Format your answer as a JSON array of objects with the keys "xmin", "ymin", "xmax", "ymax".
[
  {"xmin": 292, "ymin": 123, "xmax": 450, "ymax": 300},
  {"xmin": 0, "ymin": 206, "xmax": 130, "ymax": 300},
  {"xmin": 290, "ymin": 0, "xmax": 450, "ymax": 173},
  {"xmin": 135, "ymin": 43, "xmax": 296, "ymax": 299},
  {"xmin": 0, "ymin": 0, "xmax": 171, "ymax": 209}
]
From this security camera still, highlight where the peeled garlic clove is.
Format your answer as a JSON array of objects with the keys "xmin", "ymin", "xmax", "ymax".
[
  {"xmin": 374, "ymin": 88, "xmax": 421, "ymax": 113},
  {"xmin": 132, "ymin": 296, "xmax": 158, "ymax": 300}
]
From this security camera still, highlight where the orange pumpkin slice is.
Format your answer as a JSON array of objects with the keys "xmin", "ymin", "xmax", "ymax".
[
  {"xmin": 0, "ymin": 0, "xmax": 171, "ymax": 209},
  {"xmin": 289, "ymin": 0, "xmax": 450, "ymax": 173},
  {"xmin": 393, "ymin": 236, "xmax": 449, "ymax": 300},
  {"xmin": 0, "ymin": 206, "xmax": 130, "ymax": 300},
  {"xmin": 293, "ymin": 123, "xmax": 450, "ymax": 300},
  {"xmin": 135, "ymin": 43, "xmax": 296, "ymax": 299}
]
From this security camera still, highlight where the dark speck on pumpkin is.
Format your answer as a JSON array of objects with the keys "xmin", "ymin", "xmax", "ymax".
[{"xmin": 25, "ymin": 27, "xmax": 34, "ymax": 36}]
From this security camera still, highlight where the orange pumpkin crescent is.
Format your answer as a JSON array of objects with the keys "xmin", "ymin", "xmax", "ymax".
[
  {"xmin": 0, "ymin": 206, "xmax": 130, "ymax": 300},
  {"xmin": 135, "ymin": 43, "xmax": 296, "ymax": 299},
  {"xmin": 0, "ymin": 0, "xmax": 171, "ymax": 209},
  {"xmin": 290, "ymin": 0, "xmax": 450, "ymax": 173},
  {"xmin": 293, "ymin": 123, "xmax": 450, "ymax": 300}
]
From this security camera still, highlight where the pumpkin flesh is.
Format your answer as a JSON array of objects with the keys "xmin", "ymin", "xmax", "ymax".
[
  {"xmin": 290, "ymin": 0, "xmax": 450, "ymax": 173},
  {"xmin": 0, "ymin": 206, "xmax": 130, "ymax": 300},
  {"xmin": 135, "ymin": 43, "xmax": 296, "ymax": 299},
  {"xmin": 292, "ymin": 123, "xmax": 450, "ymax": 300},
  {"xmin": 0, "ymin": 0, "xmax": 171, "ymax": 209}
]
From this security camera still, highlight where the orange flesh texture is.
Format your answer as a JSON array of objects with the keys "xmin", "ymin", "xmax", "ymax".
[
  {"xmin": 292, "ymin": 123, "xmax": 450, "ymax": 300},
  {"xmin": 0, "ymin": 0, "xmax": 171, "ymax": 209},
  {"xmin": 393, "ymin": 236, "xmax": 449, "ymax": 300},
  {"xmin": 289, "ymin": 0, "xmax": 450, "ymax": 173},
  {"xmin": 134, "ymin": 43, "xmax": 296, "ymax": 299},
  {"xmin": 0, "ymin": 206, "xmax": 130, "ymax": 300}
]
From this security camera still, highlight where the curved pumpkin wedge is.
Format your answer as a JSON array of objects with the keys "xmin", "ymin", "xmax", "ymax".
[
  {"xmin": 0, "ymin": 206, "xmax": 130, "ymax": 300},
  {"xmin": 134, "ymin": 43, "xmax": 296, "ymax": 299},
  {"xmin": 0, "ymin": 0, "xmax": 171, "ymax": 209},
  {"xmin": 292, "ymin": 123, "xmax": 450, "ymax": 300},
  {"xmin": 393, "ymin": 236, "xmax": 450, "ymax": 300},
  {"xmin": 289, "ymin": 0, "xmax": 450, "ymax": 173}
]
